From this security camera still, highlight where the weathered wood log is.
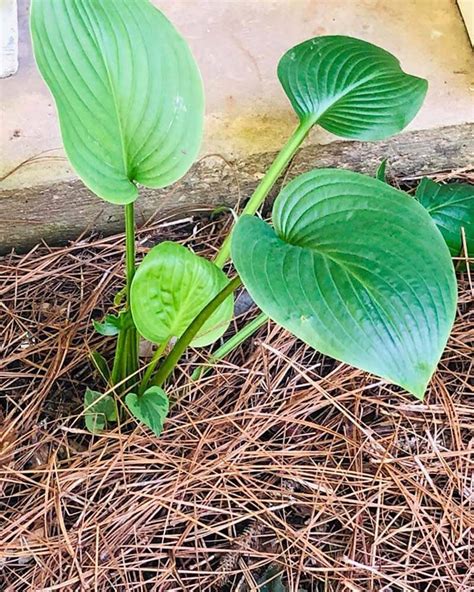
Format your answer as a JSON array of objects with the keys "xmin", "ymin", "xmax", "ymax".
[{"xmin": 1, "ymin": 123, "xmax": 472, "ymax": 253}]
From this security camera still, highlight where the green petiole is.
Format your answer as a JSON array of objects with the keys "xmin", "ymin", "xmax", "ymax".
[
  {"xmin": 213, "ymin": 120, "xmax": 312, "ymax": 269},
  {"xmin": 139, "ymin": 338, "xmax": 171, "ymax": 394},
  {"xmin": 191, "ymin": 311, "xmax": 269, "ymax": 380},
  {"xmin": 152, "ymin": 276, "xmax": 242, "ymax": 387}
]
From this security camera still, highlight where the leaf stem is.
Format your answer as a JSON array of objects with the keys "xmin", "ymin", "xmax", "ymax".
[
  {"xmin": 110, "ymin": 329, "xmax": 127, "ymax": 386},
  {"xmin": 213, "ymin": 119, "xmax": 312, "ymax": 268},
  {"xmin": 124, "ymin": 202, "xmax": 136, "ymax": 304},
  {"xmin": 191, "ymin": 311, "xmax": 269, "ymax": 380},
  {"xmin": 111, "ymin": 202, "xmax": 138, "ymax": 388},
  {"xmin": 124, "ymin": 202, "xmax": 138, "ymax": 381},
  {"xmin": 139, "ymin": 338, "xmax": 171, "ymax": 394},
  {"xmin": 152, "ymin": 276, "xmax": 242, "ymax": 388}
]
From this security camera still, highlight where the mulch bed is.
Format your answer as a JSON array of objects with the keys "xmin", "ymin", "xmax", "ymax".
[{"xmin": 0, "ymin": 171, "xmax": 473, "ymax": 591}]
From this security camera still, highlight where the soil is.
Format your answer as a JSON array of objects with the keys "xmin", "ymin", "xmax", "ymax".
[{"xmin": 0, "ymin": 172, "xmax": 473, "ymax": 591}]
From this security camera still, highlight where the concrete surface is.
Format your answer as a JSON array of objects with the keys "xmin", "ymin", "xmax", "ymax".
[
  {"xmin": 1, "ymin": 0, "xmax": 473, "ymax": 192},
  {"xmin": 0, "ymin": 0, "xmax": 18, "ymax": 78}
]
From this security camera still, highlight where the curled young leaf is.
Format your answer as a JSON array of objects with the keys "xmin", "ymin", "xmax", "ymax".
[
  {"xmin": 90, "ymin": 351, "xmax": 111, "ymax": 383},
  {"xmin": 375, "ymin": 159, "xmax": 388, "ymax": 183},
  {"xmin": 30, "ymin": 0, "xmax": 204, "ymax": 204},
  {"xmin": 278, "ymin": 36, "xmax": 427, "ymax": 140},
  {"xmin": 232, "ymin": 169, "xmax": 457, "ymax": 399},
  {"xmin": 415, "ymin": 178, "xmax": 474, "ymax": 257},
  {"xmin": 84, "ymin": 388, "xmax": 117, "ymax": 434},
  {"xmin": 131, "ymin": 242, "xmax": 234, "ymax": 347},
  {"xmin": 126, "ymin": 386, "xmax": 169, "ymax": 436}
]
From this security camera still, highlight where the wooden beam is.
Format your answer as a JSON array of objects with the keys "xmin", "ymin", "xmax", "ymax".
[{"xmin": 1, "ymin": 123, "xmax": 472, "ymax": 253}]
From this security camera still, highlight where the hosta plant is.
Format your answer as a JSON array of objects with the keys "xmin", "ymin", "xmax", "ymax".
[{"xmin": 31, "ymin": 0, "xmax": 466, "ymax": 436}]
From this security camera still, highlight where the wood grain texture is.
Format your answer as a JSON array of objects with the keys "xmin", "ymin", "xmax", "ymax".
[{"xmin": 1, "ymin": 123, "xmax": 472, "ymax": 253}]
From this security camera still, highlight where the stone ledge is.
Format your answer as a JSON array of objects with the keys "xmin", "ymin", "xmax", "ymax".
[{"xmin": 1, "ymin": 123, "xmax": 472, "ymax": 253}]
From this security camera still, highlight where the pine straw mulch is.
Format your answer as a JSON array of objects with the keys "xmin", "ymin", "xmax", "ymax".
[{"xmin": 0, "ymin": 171, "xmax": 473, "ymax": 592}]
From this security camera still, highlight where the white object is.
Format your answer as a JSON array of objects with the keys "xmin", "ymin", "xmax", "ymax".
[
  {"xmin": 458, "ymin": 0, "xmax": 474, "ymax": 45},
  {"xmin": 0, "ymin": 0, "xmax": 18, "ymax": 78}
]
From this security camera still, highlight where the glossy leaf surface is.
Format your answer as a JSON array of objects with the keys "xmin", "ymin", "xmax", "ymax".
[
  {"xmin": 84, "ymin": 388, "xmax": 117, "ymax": 433},
  {"xmin": 278, "ymin": 36, "xmax": 427, "ymax": 140},
  {"xmin": 126, "ymin": 386, "xmax": 169, "ymax": 436},
  {"xmin": 31, "ymin": 0, "xmax": 203, "ymax": 204},
  {"xmin": 131, "ymin": 242, "xmax": 233, "ymax": 347},
  {"xmin": 415, "ymin": 178, "xmax": 474, "ymax": 257},
  {"xmin": 232, "ymin": 169, "xmax": 457, "ymax": 399}
]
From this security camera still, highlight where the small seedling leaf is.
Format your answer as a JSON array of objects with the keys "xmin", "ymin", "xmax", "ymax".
[
  {"xmin": 278, "ymin": 36, "xmax": 427, "ymax": 140},
  {"xmin": 126, "ymin": 386, "xmax": 169, "ymax": 436},
  {"xmin": 90, "ymin": 351, "xmax": 111, "ymax": 383},
  {"xmin": 131, "ymin": 242, "xmax": 234, "ymax": 347},
  {"xmin": 415, "ymin": 178, "xmax": 474, "ymax": 257},
  {"xmin": 84, "ymin": 388, "xmax": 117, "ymax": 434},
  {"xmin": 113, "ymin": 286, "xmax": 127, "ymax": 307},
  {"xmin": 258, "ymin": 565, "xmax": 287, "ymax": 591},
  {"xmin": 93, "ymin": 314, "xmax": 125, "ymax": 337},
  {"xmin": 30, "ymin": 0, "xmax": 203, "ymax": 204},
  {"xmin": 375, "ymin": 159, "xmax": 388, "ymax": 183},
  {"xmin": 232, "ymin": 169, "xmax": 457, "ymax": 399}
]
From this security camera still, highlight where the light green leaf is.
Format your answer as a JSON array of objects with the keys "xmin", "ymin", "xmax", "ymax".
[
  {"xmin": 131, "ymin": 242, "xmax": 234, "ymax": 347},
  {"xmin": 126, "ymin": 386, "xmax": 169, "ymax": 436},
  {"xmin": 30, "ymin": 0, "xmax": 204, "ymax": 204},
  {"xmin": 84, "ymin": 388, "xmax": 117, "ymax": 433},
  {"xmin": 415, "ymin": 178, "xmax": 474, "ymax": 257},
  {"xmin": 231, "ymin": 169, "xmax": 457, "ymax": 399},
  {"xmin": 278, "ymin": 36, "xmax": 427, "ymax": 140}
]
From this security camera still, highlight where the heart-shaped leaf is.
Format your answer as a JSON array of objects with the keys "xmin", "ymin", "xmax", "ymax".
[
  {"xmin": 31, "ymin": 0, "xmax": 203, "ymax": 204},
  {"xmin": 278, "ymin": 36, "xmax": 427, "ymax": 140},
  {"xmin": 415, "ymin": 178, "xmax": 474, "ymax": 257},
  {"xmin": 126, "ymin": 386, "xmax": 169, "ymax": 436},
  {"xmin": 131, "ymin": 242, "xmax": 234, "ymax": 347},
  {"xmin": 84, "ymin": 388, "xmax": 117, "ymax": 433},
  {"xmin": 232, "ymin": 169, "xmax": 457, "ymax": 399}
]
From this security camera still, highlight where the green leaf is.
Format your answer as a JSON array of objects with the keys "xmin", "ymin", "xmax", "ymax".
[
  {"xmin": 125, "ymin": 386, "xmax": 169, "ymax": 436},
  {"xmin": 231, "ymin": 169, "xmax": 457, "ymax": 399},
  {"xmin": 258, "ymin": 565, "xmax": 287, "ymax": 592},
  {"xmin": 93, "ymin": 313, "xmax": 128, "ymax": 337},
  {"xmin": 30, "ymin": 0, "xmax": 204, "ymax": 204},
  {"xmin": 90, "ymin": 351, "xmax": 111, "ymax": 383},
  {"xmin": 278, "ymin": 36, "xmax": 427, "ymax": 140},
  {"xmin": 131, "ymin": 242, "xmax": 234, "ymax": 347},
  {"xmin": 375, "ymin": 159, "xmax": 388, "ymax": 183},
  {"xmin": 84, "ymin": 388, "xmax": 117, "ymax": 433},
  {"xmin": 415, "ymin": 178, "xmax": 474, "ymax": 257}
]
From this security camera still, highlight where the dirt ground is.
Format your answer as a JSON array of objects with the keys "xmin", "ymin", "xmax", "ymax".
[{"xmin": 1, "ymin": 172, "xmax": 473, "ymax": 591}]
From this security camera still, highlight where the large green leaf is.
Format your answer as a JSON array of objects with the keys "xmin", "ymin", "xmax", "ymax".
[
  {"xmin": 30, "ymin": 0, "xmax": 203, "ymax": 204},
  {"xmin": 126, "ymin": 386, "xmax": 169, "ymax": 436},
  {"xmin": 231, "ymin": 169, "xmax": 457, "ymax": 399},
  {"xmin": 415, "ymin": 178, "xmax": 474, "ymax": 257},
  {"xmin": 278, "ymin": 36, "xmax": 427, "ymax": 140},
  {"xmin": 131, "ymin": 242, "xmax": 234, "ymax": 347}
]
